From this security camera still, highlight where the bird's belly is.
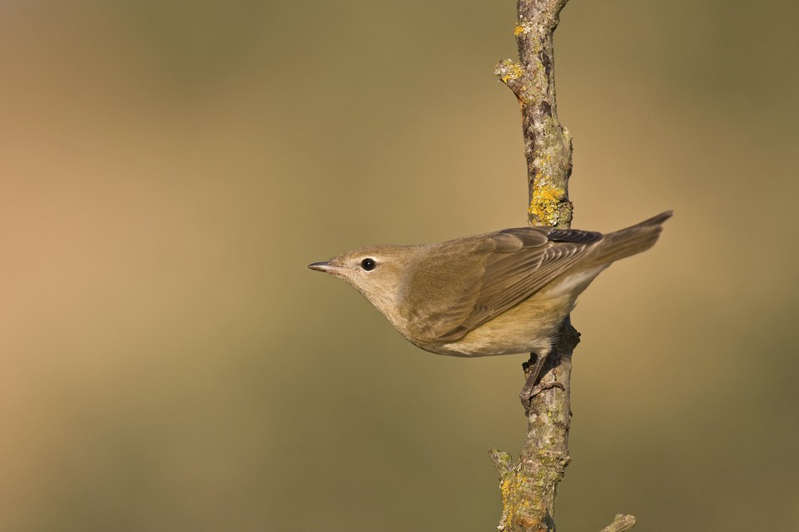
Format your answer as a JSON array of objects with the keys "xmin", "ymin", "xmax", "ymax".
[{"xmin": 437, "ymin": 292, "xmax": 575, "ymax": 357}]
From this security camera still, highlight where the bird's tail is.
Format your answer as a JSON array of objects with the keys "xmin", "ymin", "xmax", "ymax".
[{"xmin": 588, "ymin": 210, "xmax": 672, "ymax": 266}]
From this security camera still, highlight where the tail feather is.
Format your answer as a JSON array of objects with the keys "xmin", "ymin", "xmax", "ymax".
[{"xmin": 589, "ymin": 210, "xmax": 672, "ymax": 266}]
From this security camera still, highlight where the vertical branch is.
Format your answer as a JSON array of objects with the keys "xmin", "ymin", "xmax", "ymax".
[
  {"xmin": 489, "ymin": 1, "xmax": 636, "ymax": 531},
  {"xmin": 495, "ymin": 0, "xmax": 573, "ymax": 229},
  {"xmin": 489, "ymin": 321, "xmax": 578, "ymax": 532}
]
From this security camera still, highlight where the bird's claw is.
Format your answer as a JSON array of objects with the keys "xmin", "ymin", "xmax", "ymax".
[{"xmin": 519, "ymin": 380, "xmax": 566, "ymax": 408}]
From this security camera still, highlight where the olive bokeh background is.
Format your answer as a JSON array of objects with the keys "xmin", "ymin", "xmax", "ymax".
[{"xmin": 2, "ymin": 1, "xmax": 798, "ymax": 530}]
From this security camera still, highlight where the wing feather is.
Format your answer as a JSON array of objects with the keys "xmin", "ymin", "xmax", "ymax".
[{"xmin": 402, "ymin": 227, "xmax": 602, "ymax": 343}]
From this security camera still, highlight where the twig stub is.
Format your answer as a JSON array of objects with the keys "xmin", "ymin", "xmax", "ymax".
[{"xmin": 600, "ymin": 514, "xmax": 638, "ymax": 532}]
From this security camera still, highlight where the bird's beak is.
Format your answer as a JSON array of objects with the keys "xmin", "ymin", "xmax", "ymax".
[{"xmin": 307, "ymin": 261, "xmax": 339, "ymax": 274}]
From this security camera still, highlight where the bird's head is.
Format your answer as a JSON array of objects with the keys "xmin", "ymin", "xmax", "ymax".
[{"xmin": 308, "ymin": 245, "xmax": 420, "ymax": 319}]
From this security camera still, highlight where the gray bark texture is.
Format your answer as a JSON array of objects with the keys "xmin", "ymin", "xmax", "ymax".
[{"xmin": 489, "ymin": 1, "xmax": 636, "ymax": 530}]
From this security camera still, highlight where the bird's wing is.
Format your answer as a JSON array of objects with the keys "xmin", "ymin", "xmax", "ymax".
[{"xmin": 402, "ymin": 227, "xmax": 602, "ymax": 343}]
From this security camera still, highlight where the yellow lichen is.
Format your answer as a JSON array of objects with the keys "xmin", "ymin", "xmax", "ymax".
[
  {"xmin": 513, "ymin": 25, "xmax": 525, "ymax": 36},
  {"xmin": 500, "ymin": 476, "xmax": 512, "ymax": 504},
  {"xmin": 499, "ymin": 472, "xmax": 542, "ymax": 531},
  {"xmin": 500, "ymin": 62, "xmax": 525, "ymax": 84},
  {"xmin": 529, "ymin": 178, "xmax": 565, "ymax": 226}
]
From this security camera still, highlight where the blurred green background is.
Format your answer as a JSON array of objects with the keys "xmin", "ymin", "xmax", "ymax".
[{"xmin": 2, "ymin": 1, "xmax": 797, "ymax": 530}]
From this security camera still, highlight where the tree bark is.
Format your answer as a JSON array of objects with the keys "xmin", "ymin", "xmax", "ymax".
[{"xmin": 489, "ymin": 1, "xmax": 636, "ymax": 530}]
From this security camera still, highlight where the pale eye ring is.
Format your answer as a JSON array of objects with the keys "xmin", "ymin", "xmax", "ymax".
[{"xmin": 360, "ymin": 258, "xmax": 376, "ymax": 271}]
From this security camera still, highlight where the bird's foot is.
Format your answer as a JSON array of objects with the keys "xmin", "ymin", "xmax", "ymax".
[
  {"xmin": 519, "ymin": 380, "xmax": 566, "ymax": 408},
  {"xmin": 519, "ymin": 352, "xmax": 553, "ymax": 408}
]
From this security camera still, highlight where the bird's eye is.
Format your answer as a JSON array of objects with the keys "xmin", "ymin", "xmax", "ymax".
[{"xmin": 360, "ymin": 258, "xmax": 376, "ymax": 271}]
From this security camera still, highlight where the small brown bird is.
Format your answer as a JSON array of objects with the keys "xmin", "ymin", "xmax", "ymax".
[{"xmin": 309, "ymin": 211, "xmax": 671, "ymax": 395}]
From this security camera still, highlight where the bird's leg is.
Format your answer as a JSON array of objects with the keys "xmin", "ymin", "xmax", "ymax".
[
  {"xmin": 519, "ymin": 349, "xmax": 565, "ymax": 408},
  {"xmin": 519, "ymin": 352, "xmax": 547, "ymax": 406}
]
